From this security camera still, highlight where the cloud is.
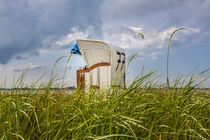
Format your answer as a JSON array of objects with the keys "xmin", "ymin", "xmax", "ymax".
[
  {"xmin": 102, "ymin": 0, "xmax": 171, "ymax": 20},
  {"xmin": 53, "ymin": 27, "xmax": 92, "ymax": 48},
  {"xmin": 0, "ymin": 0, "xmax": 103, "ymax": 64},
  {"xmin": 102, "ymin": 0, "xmax": 209, "ymax": 26},
  {"xmin": 13, "ymin": 69, "xmax": 22, "ymax": 73},
  {"xmin": 40, "ymin": 27, "xmax": 92, "ymax": 54},
  {"xmin": 112, "ymin": 26, "xmax": 196, "ymax": 50},
  {"xmin": 0, "ymin": 0, "xmax": 209, "ymax": 65},
  {"xmin": 44, "ymin": 24, "xmax": 200, "ymax": 61},
  {"xmin": 127, "ymin": 51, "xmax": 162, "ymax": 61},
  {"xmin": 102, "ymin": 0, "xmax": 210, "ymax": 46},
  {"xmin": 104, "ymin": 25, "xmax": 200, "ymax": 48},
  {"xmin": 13, "ymin": 63, "xmax": 47, "ymax": 73},
  {"xmin": 101, "ymin": 25, "xmax": 201, "ymax": 61},
  {"xmin": 13, "ymin": 56, "xmax": 28, "ymax": 60}
]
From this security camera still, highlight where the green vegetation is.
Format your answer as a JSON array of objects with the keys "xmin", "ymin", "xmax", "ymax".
[
  {"xmin": 166, "ymin": 27, "xmax": 185, "ymax": 88},
  {"xmin": 0, "ymin": 69, "xmax": 209, "ymax": 139},
  {"xmin": 0, "ymin": 28, "xmax": 209, "ymax": 139}
]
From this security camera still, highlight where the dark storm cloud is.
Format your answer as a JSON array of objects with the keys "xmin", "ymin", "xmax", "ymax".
[
  {"xmin": 0, "ymin": 0, "xmax": 103, "ymax": 64},
  {"xmin": 103, "ymin": 0, "xmax": 209, "ymax": 26},
  {"xmin": 14, "ymin": 56, "xmax": 27, "ymax": 60},
  {"xmin": 103, "ymin": 0, "xmax": 170, "ymax": 19},
  {"xmin": 1, "ymin": 0, "xmax": 210, "ymax": 65}
]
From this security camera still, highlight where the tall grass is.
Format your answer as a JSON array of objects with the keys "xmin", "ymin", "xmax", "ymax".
[
  {"xmin": 167, "ymin": 27, "xmax": 185, "ymax": 88},
  {"xmin": 0, "ymin": 66, "xmax": 209, "ymax": 139}
]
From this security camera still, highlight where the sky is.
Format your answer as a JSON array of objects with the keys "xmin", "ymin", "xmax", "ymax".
[{"xmin": 0, "ymin": 0, "xmax": 209, "ymax": 88}]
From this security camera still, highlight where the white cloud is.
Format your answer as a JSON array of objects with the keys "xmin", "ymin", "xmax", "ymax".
[
  {"xmin": 102, "ymin": 25, "xmax": 200, "ymax": 60},
  {"xmin": 13, "ymin": 63, "xmax": 46, "ymax": 72},
  {"xmin": 103, "ymin": 25, "xmax": 170, "ymax": 49},
  {"xmin": 128, "ymin": 26, "xmax": 143, "ymax": 31},
  {"xmin": 54, "ymin": 27, "xmax": 92, "ymax": 47},
  {"xmin": 40, "ymin": 27, "xmax": 93, "ymax": 54},
  {"xmin": 40, "ymin": 24, "xmax": 200, "ymax": 60}
]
